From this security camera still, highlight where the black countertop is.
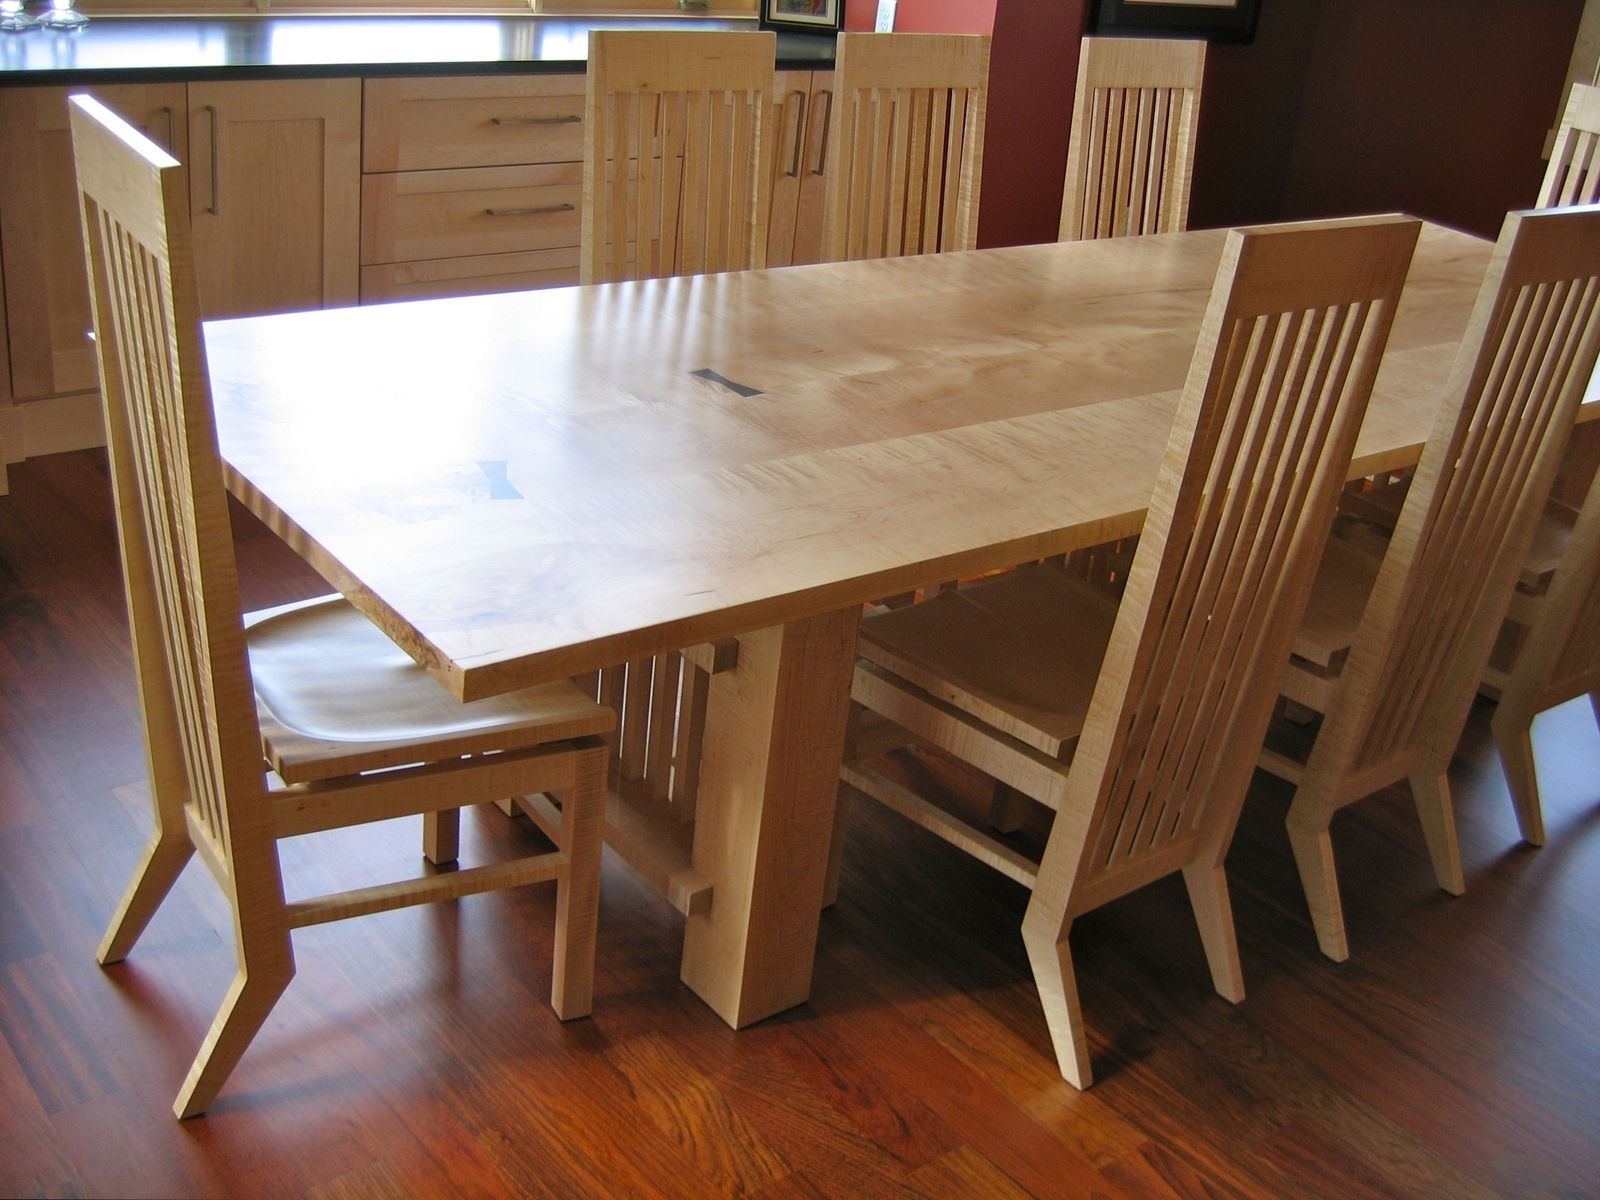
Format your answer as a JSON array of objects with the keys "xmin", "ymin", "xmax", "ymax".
[{"xmin": 0, "ymin": 15, "xmax": 838, "ymax": 83}]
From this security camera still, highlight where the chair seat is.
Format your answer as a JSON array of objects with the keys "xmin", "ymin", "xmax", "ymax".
[
  {"xmin": 246, "ymin": 596, "xmax": 614, "ymax": 785},
  {"xmin": 858, "ymin": 565, "xmax": 1119, "ymax": 759},
  {"xmin": 1292, "ymin": 534, "xmax": 1384, "ymax": 668}
]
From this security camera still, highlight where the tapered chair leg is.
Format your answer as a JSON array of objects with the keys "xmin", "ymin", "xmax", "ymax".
[
  {"xmin": 98, "ymin": 831, "xmax": 195, "ymax": 966},
  {"xmin": 1286, "ymin": 807, "xmax": 1350, "ymax": 962},
  {"xmin": 423, "ymin": 809, "xmax": 461, "ymax": 865},
  {"xmin": 1181, "ymin": 861, "xmax": 1245, "ymax": 1002},
  {"xmin": 1410, "ymin": 769, "xmax": 1465, "ymax": 895},
  {"xmin": 1022, "ymin": 907, "xmax": 1092, "ymax": 1089},
  {"xmin": 551, "ymin": 747, "xmax": 607, "ymax": 1020},
  {"xmin": 174, "ymin": 935, "xmax": 296, "ymax": 1119},
  {"xmin": 1491, "ymin": 706, "xmax": 1546, "ymax": 846}
]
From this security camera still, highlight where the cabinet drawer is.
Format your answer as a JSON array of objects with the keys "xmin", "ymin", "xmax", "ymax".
[
  {"xmin": 361, "ymin": 248, "xmax": 580, "ymax": 304},
  {"xmin": 361, "ymin": 163, "xmax": 582, "ymax": 264},
  {"xmin": 364, "ymin": 76, "xmax": 585, "ymax": 172}
]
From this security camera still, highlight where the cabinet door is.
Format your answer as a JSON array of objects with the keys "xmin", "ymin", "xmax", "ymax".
[
  {"xmin": 0, "ymin": 85, "xmax": 187, "ymax": 404},
  {"xmin": 187, "ymin": 79, "xmax": 361, "ymax": 319},
  {"xmin": 765, "ymin": 72, "xmax": 834, "ymax": 269}
]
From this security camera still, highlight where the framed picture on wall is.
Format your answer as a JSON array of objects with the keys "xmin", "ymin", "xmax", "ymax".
[
  {"xmin": 758, "ymin": 0, "xmax": 844, "ymax": 36},
  {"xmin": 1091, "ymin": 0, "xmax": 1260, "ymax": 44}
]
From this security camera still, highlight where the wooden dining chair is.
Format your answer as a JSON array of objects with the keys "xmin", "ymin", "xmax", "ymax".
[
  {"xmin": 1258, "ymin": 205, "xmax": 1600, "ymax": 962},
  {"xmin": 70, "ymin": 93, "xmax": 615, "ymax": 1119},
  {"xmin": 1489, "ymin": 462, "xmax": 1600, "ymax": 847},
  {"xmin": 581, "ymin": 29, "xmax": 775, "ymax": 284},
  {"xmin": 1540, "ymin": 82, "xmax": 1600, "ymax": 207},
  {"xmin": 820, "ymin": 32, "xmax": 990, "ymax": 262},
  {"xmin": 1059, "ymin": 36, "xmax": 1206, "ymax": 242},
  {"xmin": 839, "ymin": 214, "xmax": 1420, "ymax": 1086}
]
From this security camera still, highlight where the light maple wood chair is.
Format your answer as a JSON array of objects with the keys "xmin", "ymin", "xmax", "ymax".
[
  {"xmin": 1490, "ymin": 463, "xmax": 1600, "ymax": 846},
  {"xmin": 839, "ymin": 214, "xmax": 1420, "ymax": 1086},
  {"xmin": 1540, "ymin": 82, "xmax": 1600, "ymax": 207},
  {"xmin": 1259, "ymin": 205, "xmax": 1600, "ymax": 962},
  {"xmin": 1059, "ymin": 36, "xmax": 1205, "ymax": 242},
  {"xmin": 581, "ymin": 29, "xmax": 775, "ymax": 284},
  {"xmin": 70, "ymin": 93, "xmax": 615, "ymax": 1119},
  {"xmin": 820, "ymin": 33, "xmax": 989, "ymax": 262}
]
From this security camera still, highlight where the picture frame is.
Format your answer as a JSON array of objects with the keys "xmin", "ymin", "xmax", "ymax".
[
  {"xmin": 1091, "ymin": 0, "xmax": 1260, "ymax": 45},
  {"xmin": 758, "ymin": 0, "xmax": 844, "ymax": 37}
]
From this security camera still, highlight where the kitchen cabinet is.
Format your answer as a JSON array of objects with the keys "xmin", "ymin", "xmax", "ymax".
[
  {"xmin": 186, "ymin": 79, "xmax": 361, "ymax": 319},
  {"xmin": 360, "ymin": 75, "xmax": 586, "ymax": 304},
  {"xmin": 0, "ymin": 78, "xmax": 358, "ymax": 488},
  {"xmin": 0, "ymin": 85, "xmax": 187, "ymax": 406}
]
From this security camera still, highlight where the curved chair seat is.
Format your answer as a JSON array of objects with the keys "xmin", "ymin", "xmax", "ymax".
[{"xmin": 248, "ymin": 595, "xmax": 613, "ymax": 784}]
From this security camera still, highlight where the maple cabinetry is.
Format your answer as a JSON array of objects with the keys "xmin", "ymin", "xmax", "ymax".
[
  {"xmin": 0, "ymin": 78, "xmax": 359, "ymax": 487},
  {"xmin": 360, "ymin": 75, "xmax": 584, "ymax": 303},
  {"xmin": 767, "ymin": 70, "xmax": 832, "ymax": 268}
]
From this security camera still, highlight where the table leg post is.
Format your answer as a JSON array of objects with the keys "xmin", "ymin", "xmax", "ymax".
[{"xmin": 680, "ymin": 605, "xmax": 860, "ymax": 1027}]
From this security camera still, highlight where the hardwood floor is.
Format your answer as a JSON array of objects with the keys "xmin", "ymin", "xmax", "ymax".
[{"xmin": 2, "ymin": 448, "xmax": 1597, "ymax": 1199}]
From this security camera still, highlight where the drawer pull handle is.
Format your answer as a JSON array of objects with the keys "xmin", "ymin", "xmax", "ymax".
[
  {"xmin": 490, "ymin": 115, "xmax": 581, "ymax": 126},
  {"xmin": 485, "ymin": 203, "xmax": 576, "ymax": 218},
  {"xmin": 204, "ymin": 104, "xmax": 220, "ymax": 214}
]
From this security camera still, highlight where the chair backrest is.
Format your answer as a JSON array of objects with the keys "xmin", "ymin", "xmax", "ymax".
[
  {"xmin": 581, "ymin": 30, "xmax": 775, "ymax": 284},
  {"xmin": 1047, "ymin": 216, "xmax": 1419, "ymax": 908},
  {"xmin": 1314, "ymin": 205, "xmax": 1600, "ymax": 783},
  {"xmin": 820, "ymin": 33, "xmax": 989, "ymax": 262},
  {"xmin": 1539, "ymin": 82, "xmax": 1600, "ymax": 207},
  {"xmin": 1059, "ymin": 36, "xmax": 1205, "ymax": 242},
  {"xmin": 69, "ymin": 94, "xmax": 267, "ymax": 866}
]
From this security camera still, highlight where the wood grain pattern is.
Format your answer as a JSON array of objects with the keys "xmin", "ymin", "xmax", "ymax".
[{"xmin": 208, "ymin": 223, "xmax": 1500, "ymax": 707}]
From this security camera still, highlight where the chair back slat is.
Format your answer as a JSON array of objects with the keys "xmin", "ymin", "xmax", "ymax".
[
  {"xmin": 1051, "ymin": 217, "xmax": 1419, "ymax": 900},
  {"xmin": 582, "ymin": 30, "xmax": 775, "ymax": 284},
  {"xmin": 1311, "ymin": 207, "xmax": 1600, "ymax": 780},
  {"xmin": 1060, "ymin": 37, "xmax": 1204, "ymax": 242},
  {"xmin": 822, "ymin": 33, "xmax": 989, "ymax": 262},
  {"xmin": 70, "ymin": 94, "xmax": 267, "ymax": 862},
  {"xmin": 1540, "ymin": 83, "xmax": 1600, "ymax": 208}
]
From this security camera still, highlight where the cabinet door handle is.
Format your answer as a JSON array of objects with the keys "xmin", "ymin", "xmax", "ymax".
[
  {"xmin": 485, "ymin": 203, "xmax": 576, "ymax": 217},
  {"xmin": 204, "ymin": 104, "xmax": 220, "ymax": 215},
  {"xmin": 811, "ymin": 90, "xmax": 833, "ymax": 177},
  {"xmin": 159, "ymin": 105, "xmax": 176, "ymax": 155},
  {"xmin": 490, "ymin": 114, "xmax": 581, "ymax": 126},
  {"xmin": 784, "ymin": 90, "xmax": 806, "ymax": 178}
]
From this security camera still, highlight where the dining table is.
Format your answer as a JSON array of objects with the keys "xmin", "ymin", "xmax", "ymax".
[{"xmin": 208, "ymin": 218, "xmax": 1512, "ymax": 1031}]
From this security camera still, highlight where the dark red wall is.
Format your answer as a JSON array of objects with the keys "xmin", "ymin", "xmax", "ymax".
[
  {"xmin": 1277, "ymin": 0, "xmax": 1583, "ymax": 237},
  {"xmin": 840, "ymin": 0, "xmax": 1583, "ymax": 246}
]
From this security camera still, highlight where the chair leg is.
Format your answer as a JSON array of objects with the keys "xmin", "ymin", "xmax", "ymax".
[
  {"xmin": 1021, "ymin": 907, "xmax": 1093, "ymax": 1089},
  {"xmin": 1491, "ymin": 705, "xmax": 1545, "ymax": 846},
  {"xmin": 1180, "ymin": 862, "xmax": 1245, "ymax": 1003},
  {"xmin": 98, "ymin": 829, "xmax": 195, "ymax": 966},
  {"xmin": 550, "ymin": 747, "xmax": 607, "ymax": 1021},
  {"xmin": 821, "ymin": 784, "xmax": 852, "ymax": 910},
  {"xmin": 1410, "ymin": 769, "xmax": 1465, "ymax": 896},
  {"xmin": 423, "ymin": 809, "xmax": 461, "ymax": 865},
  {"xmin": 1286, "ymin": 806, "xmax": 1350, "ymax": 962},
  {"xmin": 174, "ymin": 932, "xmax": 295, "ymax": 1119}
]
